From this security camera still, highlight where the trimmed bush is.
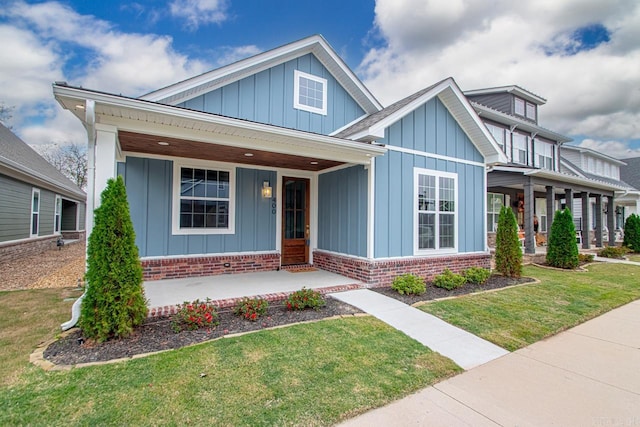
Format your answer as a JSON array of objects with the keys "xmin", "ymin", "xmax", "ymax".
[
  {"xmin": 79, "ymin": 176, "xmax": 148, "ymax": 342},
  {"xmin": 286, "ymin": 288, "xmax": 325, "ymax": 311},
  {"xmin": 495, "ymin": 206, "xmax": 522, "ymax": 278},
  {"xmin": 463, "ymin": 267, "xmax": 491, "ymax": 285},
  {"xmin": 433, "ymin": 269, "xmax": 466, "ymax": 290},
  {"xmin": 623, "ymin": 213, "xmax": 640, "ymax": 253},
  {"xmin": 598, "ymin": 246, "xmax": 628, "ymax": 259},
  {"xmin": 578, "ymin": 253, "xmax": 595, "ymax": 264},
  {"xmin": 546, "ymin": 209, "xmax": 579, "ymax": 269},
  {"xmin": 391, "ymin": 274, "xmax": 426, "ymax": 295},
  {"xmin": 234, "ymin": 298, "xmax": 269, "ymax": 321},
  {"xmin": 172, "ymin": 299, "xmax": 219, "ymax": 332}
]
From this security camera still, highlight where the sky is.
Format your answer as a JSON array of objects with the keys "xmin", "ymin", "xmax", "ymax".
[{"xmin": 1, "ymin": 0, "xmax": 639, "ymax": 159}]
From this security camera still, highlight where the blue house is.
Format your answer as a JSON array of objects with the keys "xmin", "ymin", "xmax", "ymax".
[{"xmin": 53, "ymin": 35, "xmax": 506, "ymax": 286}]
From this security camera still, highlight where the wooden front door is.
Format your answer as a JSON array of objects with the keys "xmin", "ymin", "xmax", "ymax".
[{"xmin": 282, "ymin": 177, "xmax": 310, "ymax": 265}]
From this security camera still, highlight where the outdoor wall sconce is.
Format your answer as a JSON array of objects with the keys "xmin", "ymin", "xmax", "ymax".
[{"xmin": 262, "ymin": 181, "xmax": 272, "ymax": 198}]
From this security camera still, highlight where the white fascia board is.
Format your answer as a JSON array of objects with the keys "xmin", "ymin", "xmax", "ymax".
[{"xmin": 465, "ymin": 85, "xmax": 547, "ymax": 105}]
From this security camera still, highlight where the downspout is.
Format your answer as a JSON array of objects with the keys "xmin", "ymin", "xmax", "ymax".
[{"xmin": 62, "ymin": 99, "xmax": 95, "ymax": 331}]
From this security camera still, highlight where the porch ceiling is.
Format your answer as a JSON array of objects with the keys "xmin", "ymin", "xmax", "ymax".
[{"xmin": 119, "ymin": 131, "xmax": 344, "ymax": 171}]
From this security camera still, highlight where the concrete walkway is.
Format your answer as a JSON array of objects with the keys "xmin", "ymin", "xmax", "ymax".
[
  {"xmin": 330, "ymin": 290, "xmax": 509, "ymax": 370},
  {"xmin": 593, "ymin": 256, "xmax": 640, "ymax": 266},
  {"xmin": 338, "ymin": 299, "xmax": 640, "ymax": 426}
]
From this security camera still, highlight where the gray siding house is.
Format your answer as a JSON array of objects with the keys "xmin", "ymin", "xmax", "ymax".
[
  {"xmin": 0, "ymin": 124, "xmax": 86, "ymax": 262},
  {"xmin": 53, "ymin": 35, "xmax": 505, "ymax": 286}
]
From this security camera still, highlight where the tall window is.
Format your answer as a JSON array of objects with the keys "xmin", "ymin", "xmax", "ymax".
[
  {"xmin": 54, "ymin": 195, "xmax": 62, "ymax": 233},
  {"xmin": 487, "ymin": 193, "xmax": 504, "ymax": 232},
  {"xmin": 486, "ymin": 122, "xmax": 506, "ymax": 152},
  {"xmin": 535, "ymin": 198, "xmax": 547, "ymax": 232},
  {"xmin": 514, "ymin": 97, "xmax": 525, "ymax": 116},
  {"xmin": 526, "ymin": 102, "xmax": 536, "ymax": 120},
  {"xmin": 535, "ymin": 140, "xmax": 554, "ymax": 170},
  {"xmin": 415, "ymin": 169, "xmax": 457, "ymax": 253},
  {"xmin": 172, "ymin": 163, "xmax": 235, "ymax": 235},
  {"xmin": 512, "ymin": 133, "xmax": 528, "ymax": 165},
  {"xmin": 293, "ymin": 70, "xmax": 327, "ymax": 115},
  {"xmin": 31, "ymin": 188, "xmax": 40, "ymax": 237}
]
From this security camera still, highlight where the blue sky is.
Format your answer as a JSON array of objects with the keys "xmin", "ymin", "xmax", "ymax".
[{"xmin": 1, "ymin": 0, "xmax": 639, "ymax": 158}]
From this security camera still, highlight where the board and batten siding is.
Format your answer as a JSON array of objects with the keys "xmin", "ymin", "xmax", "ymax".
[
  {"xmin": 317, "ymin": 165, "xmax": 368, "ymax": 257},
  {"xmin": 0, "ymin": 174, "xmax": 33, "ymax": 242},
  {"xmin": 373, "ymin": 97, "xmax": 486, "ymax": 258},
  {"xmin": 178, "ymin": 53, "xmax": 365, "ymax": 136},
  {"xmin": 119, "ymin": 157, "xmax": 276, "ymax": 257}
]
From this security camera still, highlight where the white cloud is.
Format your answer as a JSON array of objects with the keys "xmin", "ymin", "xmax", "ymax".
[
  {"xmin": 361, "ymin": 0, "xmax": 640, "ymax": 154},
  {"xmin": 170, "ymin": 0, "xmax": 229, "ymax": 31}
]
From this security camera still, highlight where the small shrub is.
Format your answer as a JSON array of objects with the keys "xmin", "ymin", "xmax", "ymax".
[
  {"xmin": 234, "ymin": 298, "xmax": 269, "ymax": 321},
  {"xmin": 463, "ymin": 267, "xmax": 491, "ymax": 285},
  {"xmin": 495, "ymin": 206, "xmax": 522, "ymax": 278},
  {"xmin": 391, "ymin": 274, "xmax": 426, "ymax": 295},
  {"xmin": 286, "ymin": 288, "xmax": 325, "ymax": 311},
  {"xmin": 546, "ymin": 209, "xmax": 579, "ymax": 269},
  {"xmin": 433, "ymin": 269, "xmax": 467, "ymax": 290},
  {"xmin": 598, "ymin": 246, "xmax": 628, "ymax": 259},
  {"xmin": 578, "ymin": 253, "xmax": 595, "ymax": 264},
  {"xmin": 623, "ymin": 213, "xmax": 640, "ymax": 253},
  {"xmin": 172, "ymin": 299, "xmax": 219, "ymax": 332}
]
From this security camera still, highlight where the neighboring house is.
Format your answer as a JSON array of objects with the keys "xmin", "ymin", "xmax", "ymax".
[
  {"xmin": 620, "ymin": 156, "xmax": 640, "ymax": 219},
  {"xmin": 561, "ymin": 145, "xmax": 640, "ymax": 240},
  {"xmin": 0, "ymin": 124, "xmax": 86, "ymax": 263},
  {"xmin": 53, "ymin": 35, "xmax": 506, "ymax": 286},
  {"xmin": 464, "ymin": 85, "xmax": 627, "ymax": 253}
]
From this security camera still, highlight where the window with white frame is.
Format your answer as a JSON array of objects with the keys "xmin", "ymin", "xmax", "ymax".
[
  {"xmin": 514, "ymin": 97, "xmax": 525, "ymax": 116},
  {"xmin": 535, "ymin": 140, "xmax": 554, "ymax": 170},
  {"xmin": 512, "ymin": 133, "xmax": 528, "ymax": 165},
  {"xmin": 487, "ymin": 193, "xmax": 504, "ymax": 233},
  {"xmin": 415, "ymin": 169, "xmax": 457, "ymax": 253},
  {"xmin": 535, "ymin": 198, "xmax": 547, "ymax": 233},
  {"xmin": 486, "ymin": 122, "xmax": 506, "ymax": 151},
  {"xmin": 172, "ymin": 163, "xmax": 235, "ymax": 235},
  {"xmin": 526, "ymin": 102, "xmax": 536, "ymax": 120},
  {"xmin": 54, "ymin": 195, "xmax": 62, "ymax": 233},
  {"xmin": 293, "ymin": 70, "xmax": 327, "ymax": 115},
  {"xmin": 587, "ymin": 156, "xmax": 595, "ymax": 173},
  {"xmin": 31, "ymin": 188, "xmax": 40, "ymax": 237}
]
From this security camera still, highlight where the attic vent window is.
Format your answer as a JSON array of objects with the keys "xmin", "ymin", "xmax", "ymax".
[{"xmin": 294, "ymin": 70, "xmax": 327, "ymax": 115}]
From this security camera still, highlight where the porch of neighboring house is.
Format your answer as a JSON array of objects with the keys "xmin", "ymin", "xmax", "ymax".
[{"xmin": 144, "ymin": 268, "xmax": 364, "ymax": 317}]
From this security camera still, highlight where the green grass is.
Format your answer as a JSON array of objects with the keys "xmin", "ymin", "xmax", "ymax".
[
  {"xmin": 0, "ymin": 291, "xmax": 459, "ymax": 427},
  {"xmin": 627, "ymin": 253, "xmax": 640, "ymax": 262},
  {"xmin": 420, "ymin": 263, "xmax": 640, "ymax": 351}
]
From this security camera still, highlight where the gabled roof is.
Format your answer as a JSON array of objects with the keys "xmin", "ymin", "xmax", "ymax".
[
  {"xmin": 560, "ymin": 156, "xmax": 634, "ymax": 190},
  {"xmin": 562, "ymin": 144, "xmax": 627, "ymax": 166},
  {"xmin": 140, "ymin": 34, "xmax": 382, "ymax": 114},
  {"xmin": 464, "ymin": 85, "xmax": 546, "ymax": 105},
  {"xmin": 620, "ymin": 157, "xmax": 640, "ymax": 190},
  {"xmin": 334, "ymin": 77, "xmax": 508, "ymax": 165},
  {"xmin": 0, "ymin": 124, "xmax": 85, "ymax": 200}
]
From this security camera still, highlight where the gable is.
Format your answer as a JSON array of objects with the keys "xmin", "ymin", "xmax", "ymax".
[{"xmin": 176, "ymin": 53, "xmax": 366, "ymax": 135}]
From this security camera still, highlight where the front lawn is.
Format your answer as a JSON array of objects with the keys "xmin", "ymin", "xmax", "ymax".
[
  {"xmin": 627, "ymin": 253, "xmax": 640, "ymax": 263},
  {"xmin": 420, "ymin": 263, "xmax": 640, "ymax": 351}
]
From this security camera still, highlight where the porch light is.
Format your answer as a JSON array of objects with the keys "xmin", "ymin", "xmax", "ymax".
[{"xmin": 262, "ymin": 181, "xmax": 272, "ymax": 198}]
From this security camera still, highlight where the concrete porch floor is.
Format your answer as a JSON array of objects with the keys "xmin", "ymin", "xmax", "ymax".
[{"xmin": 144, "ymin": 269, "xmax": 364, "ymax": 313}]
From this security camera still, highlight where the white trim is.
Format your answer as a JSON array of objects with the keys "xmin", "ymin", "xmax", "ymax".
[
  {"xmin": 140, "ymin": 250, "xmax": 279, "ymax": 261},
  {"xmin": 413, "ymin": 168, "xmax": 459, "ymax": 256},
  {"xmin": 171, "ymin": 160, "xmax": 236, "ymax": 235},
  {"xmin": 387, "ymin": 145, "xmax": 486, "ymax": 168},
  {"xmin": 367, "ymin": 157, "xmax": 375, "ymax": 259},
  {"xmin": 483, "ymin": 170, "xmax": 488, "ymax": 251},
  {"xmin": 293, "ymin": 70, "xmax": 327, "ymax": 115},
  {"xmin": 54, "ymin": 195, "xmax": 62, "ymax": 234},
  {"xmin": 30, "ymin": 187, "xmax": 40, "ymax": 238},
  {"xmin": 317, "ymin": 162, "xmax": 363, "ymax": 175},
  {"xmin": 313, "ymin": 248, "xmax": 489, "ymax": 262}
]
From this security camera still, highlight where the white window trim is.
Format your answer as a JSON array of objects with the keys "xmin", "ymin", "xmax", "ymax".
[
  {"xmin": 514, "ymin": 97, "xmax": 525, "ymax": 116},
  {"xmin": 293, "ymin": 70, "xmax": 327, "ymax": 116},
  {"xmin": 54, "ymin": 195, "xmax": 62, "ymax": 234},
  {"xmin": 30, "ymin": 188, "xmax": 40, "ymax": 238},
  {"xmin": 413, "ymin": 168, "xmax": 458, "ymax": 256},
  {"xmin": 526, "ymin": 102, "xmax": 536, "ymax": 120},
  {"xmin": 171, "ymin": 160, "xmax": 236, "ymax": 235}
]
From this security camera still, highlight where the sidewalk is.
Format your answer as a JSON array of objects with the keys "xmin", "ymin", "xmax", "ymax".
[{"xmin": 338, "ymin": 299, "xmax": 640, "ymax": 426}]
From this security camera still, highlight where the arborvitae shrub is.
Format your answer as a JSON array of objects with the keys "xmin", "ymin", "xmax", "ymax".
[
  {"xmin": 494, "ymin": 206, "xmax": 522, "ymax": 278},
  {"xmin": 80, "ymin": 176, "xmax": 147, "ymax": 342},
  {"xmin": 546, "ymin": 209, "xmax": 579, "ymax": 269},
  {"xmin": 623, "ymin": 213, "xmax": 640, "ymax": 253}
]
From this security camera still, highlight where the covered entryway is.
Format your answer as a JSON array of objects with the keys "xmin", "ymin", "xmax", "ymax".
[{"xmin": 282, "ymin": 177, "xmax": 310, "ymax": 265}]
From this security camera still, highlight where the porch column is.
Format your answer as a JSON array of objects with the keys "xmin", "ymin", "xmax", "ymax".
[
  {"xmin": 94, "ymin": 124, "xmax": 121, "ymax": 208},
  {"xmin": 581, "ymin": 192, "xmax": 590, "ymax": 249},
  {"xmin": 594, "ymin": 195, "xmax": 603, "ymax": 247},
  {"xmin": 607, "ymin": 195, "xmax": 616, "ymax": 246},
  {"xmin": 546, "ymin": 186, "xmax": 554, "ymax": 240},
  {"xmin": 564, "ymin": 188, "xmax": 573, "ymax": 212},
  {"xmin": 524, "ymin": 181, "xmax": 535, "ymax": 254}
]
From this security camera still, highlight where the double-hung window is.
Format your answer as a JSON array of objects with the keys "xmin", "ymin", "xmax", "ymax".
[
  {"xmin": 31, "ymin": 188, "xmax": 40, "ymax": 237},
  {"xmin": 535, "ymin": 140, "xmax": 554, "ymax": 170},
  {"xmin": 54, "ymin": 195, "xmax": 62, "ymax": 233},
  {"xmin": 512, "ymin": 133, "xmax": 528, "ymax": 165},
  {"xmin": 172, "ymin": 162, "xmax": 235, "ymax": 235},
  {"xmin": 487, "ymin": 193, "xmax": 504, "ymax": 233},
  {"xmin": 415, "ymin": 169, "xmax": 457, "ymax": 254},
  {"xmin": 293, "ymin": 70, "xmax": 327, "ymax": 115},
  {"xmin": 514, "ymin": 97, "xmax": 525, "ymax": 116},
  {"xmin": 486, "ymin": 123, "xmax": 506, "ymax": 152}
]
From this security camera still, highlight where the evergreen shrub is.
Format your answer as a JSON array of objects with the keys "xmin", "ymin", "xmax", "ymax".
[
  {"xmin": 463, "ymin": 267, "xmax": 491, "ymax": 285},
  {"xmin": 433, "ymin": 269, "xmax": 466, "ymax": 290},
  {"xmin": 391, "ymin": 274, "xmax": 426, "ymax": 295},
  {"xmin": 546, "ymin": 209, "xmax": 579, "ymax": 269},
  {"xmin": 494, "ymin": 206, "xmax": 522, "ymax": 278},
  {"xmin": 623, "ymin": 213, "xmax": 640, "ymax": 253}
]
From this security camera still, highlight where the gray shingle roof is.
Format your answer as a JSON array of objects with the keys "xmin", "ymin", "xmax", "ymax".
[
  {"xmin": 621, "ymin": 157, "xmax": 640, "ymax": 190},
  {"xmin": 0, "ymin": 124, "xmax": 86, "ymax": 200}
]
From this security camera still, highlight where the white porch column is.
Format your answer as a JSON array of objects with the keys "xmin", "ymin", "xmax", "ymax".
[{"xmin": 94, "ymin": 124, "xmax": 121, "ymax": 208}]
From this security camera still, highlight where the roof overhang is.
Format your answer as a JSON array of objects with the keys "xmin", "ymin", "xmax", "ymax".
[
  {"xmin": 464, "ymin": 85, "xmax": 546, "ymax": 105},
  {"xmin": 561, "ymin": 144, "xmax": 627, "ymax": 166},
  {"xmin": 140, "ymin": 35, "xmax": 382, "ymax": 115},
  {"xmin": 53, "ymin": 84, "xmax": 386, "ymax": 171},
  {"xmin": 491, "ymin": 165, "xmax": 629, "ymax": 192},
  {"xmin": 0, "ymin": 157, "xmax": 85, "ymax": 201}
]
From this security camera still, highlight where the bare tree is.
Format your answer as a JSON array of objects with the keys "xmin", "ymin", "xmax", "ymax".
[
  {"xmin": 0, "ymin": 102, "xmax": 14, "ymax": 129},
  {"xmin": 36, "ymin": 143, "xmax": 88, "ymax": 190}
]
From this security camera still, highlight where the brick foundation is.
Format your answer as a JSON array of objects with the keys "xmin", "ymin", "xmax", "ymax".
[
  {"xmin": 141, "ymin": 252, "xmax": 281, "ymax": 281},
  {"xmin": 61, "ymin": 231, "xmax": 86, "ymax": 240},
  {"xmin": 0, "ymin": 236, "xmax": 58, "ymax": 264},
  {"xmin": 313, "ymin": 250, "xmax": 491, "ymax": 287}
]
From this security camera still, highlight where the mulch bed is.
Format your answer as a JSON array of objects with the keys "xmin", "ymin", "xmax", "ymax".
[{"xmin": 44, "ymin": 275, "xmax": 535, "ymax": 367}]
